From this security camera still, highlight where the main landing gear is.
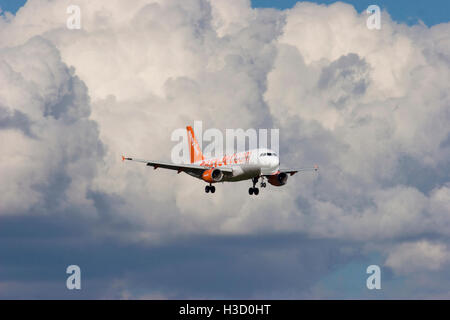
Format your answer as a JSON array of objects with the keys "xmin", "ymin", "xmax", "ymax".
[
  {"xmin": 249, "ymin": 177, "xmax": 261, "ymax": 195},
  {"xmin": 205, "ymin": 184, "xmax": 215, "ymax": 193}
]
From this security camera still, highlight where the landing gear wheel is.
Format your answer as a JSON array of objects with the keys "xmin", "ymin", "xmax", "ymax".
[
  {"xmin": 210, "ymin": 186, "xmax": 216, "ymax": 193},
  {"xmin": 249, "ymin": 177, "xmax": 260, "ymax": 195},
  {"xmin": 205, "ymin": 186, "xmax": 210, "ymax": 193}
]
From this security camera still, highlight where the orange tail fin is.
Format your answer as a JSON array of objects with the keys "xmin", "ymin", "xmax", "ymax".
[{"xmin": 186, "ymin": 126, "xmax": 204, "ymax": 163}]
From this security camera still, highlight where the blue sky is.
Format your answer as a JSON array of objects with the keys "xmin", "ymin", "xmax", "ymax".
[
  {"xmin": 1, "ymin": 0, "xmax": 449, "ymax": 26},
  {"xmin": 0, "ymin": 0, "xmax": 26, "ymax": 14},
  {"xmin": 252, "ymin": 0, "xmax": 450, "ymax": 26}
]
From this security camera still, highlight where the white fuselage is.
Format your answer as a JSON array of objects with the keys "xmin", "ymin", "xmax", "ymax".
[{"xmin": 193, "ymin": 148, "xmax": 280, "ymax": 182}]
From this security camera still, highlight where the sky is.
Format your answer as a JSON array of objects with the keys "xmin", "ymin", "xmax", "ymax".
[
  {"xmin": 0, "ymin": 0, "xmax": 26, "ymax": 14},
  {"xmin": 0, "ymin": 0, "xmax": 449, "ymax": 299},
  {"xmin": 2, "ymin": 0, "xmax": 450, "ymax": 26},
  {"xmin": 252, "ymin": 0, "xmax": 450, "ymax": 26}
]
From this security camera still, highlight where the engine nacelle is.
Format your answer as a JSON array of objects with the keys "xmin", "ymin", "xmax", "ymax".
[
  {"xmin": 268, "ymin": 172, "xmax": 288, "ymax": 186},
  {"xmin": 202, "ymin": 168, "xmax": 224, "ymax": 183}
]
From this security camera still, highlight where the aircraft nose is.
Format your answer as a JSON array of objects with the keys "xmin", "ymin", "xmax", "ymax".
[{"xmin": 272, "ymin": 157, "xmax": 279, "ymax": 167}]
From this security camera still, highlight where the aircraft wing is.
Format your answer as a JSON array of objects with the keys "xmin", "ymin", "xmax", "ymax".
[
  {"xmin": 122, "ymin": 156, "xmax": 233, "ymax": 174},
  {"xmin": 277, "ymin": 165, "xmax": 319, "ymax": 176}
]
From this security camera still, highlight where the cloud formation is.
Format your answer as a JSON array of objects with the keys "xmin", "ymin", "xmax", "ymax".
[
  {"xmin": 0, "ymin": 0, "xmax": 449, "ymax": 298},
  {"xmin": 0, "ymin": 36, "xmax": 103, "ymax": 216}
]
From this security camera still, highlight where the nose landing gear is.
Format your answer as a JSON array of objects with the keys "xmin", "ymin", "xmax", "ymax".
[{"xmin": 260, "ymin": 177, "xmax": 267, "ymax": 188}]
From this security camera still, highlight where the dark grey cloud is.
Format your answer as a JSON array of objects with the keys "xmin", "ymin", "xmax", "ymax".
[
  {"xmin": 318, "ymin": 53, "xmax": 369, "ymax": 108},
  {"xmin": 0, "ymin": 210, "xmax": 366, "ymax": 299},
  {"xmin": 0, "ymin": 106, "xmax": 34, "ymax": 137}
]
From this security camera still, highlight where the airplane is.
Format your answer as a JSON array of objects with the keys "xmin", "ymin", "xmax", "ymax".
[{"xmin": 122, "ymin": 126, "xmax": 318, "ymax": 195}]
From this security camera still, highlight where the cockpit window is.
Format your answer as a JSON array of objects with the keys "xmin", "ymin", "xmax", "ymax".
[{"xmin": 260, "ymin": 152, "xmax": 277, "ymax": 157}]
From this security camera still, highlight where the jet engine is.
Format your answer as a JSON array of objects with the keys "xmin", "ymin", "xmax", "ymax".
[
  {"xmin": 202, "ymin": 168, "xmax": 224, "ymax": 183},
  {"xmin": 268, "ymin": 172, "xmax": 288, "ymax": 186}
]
